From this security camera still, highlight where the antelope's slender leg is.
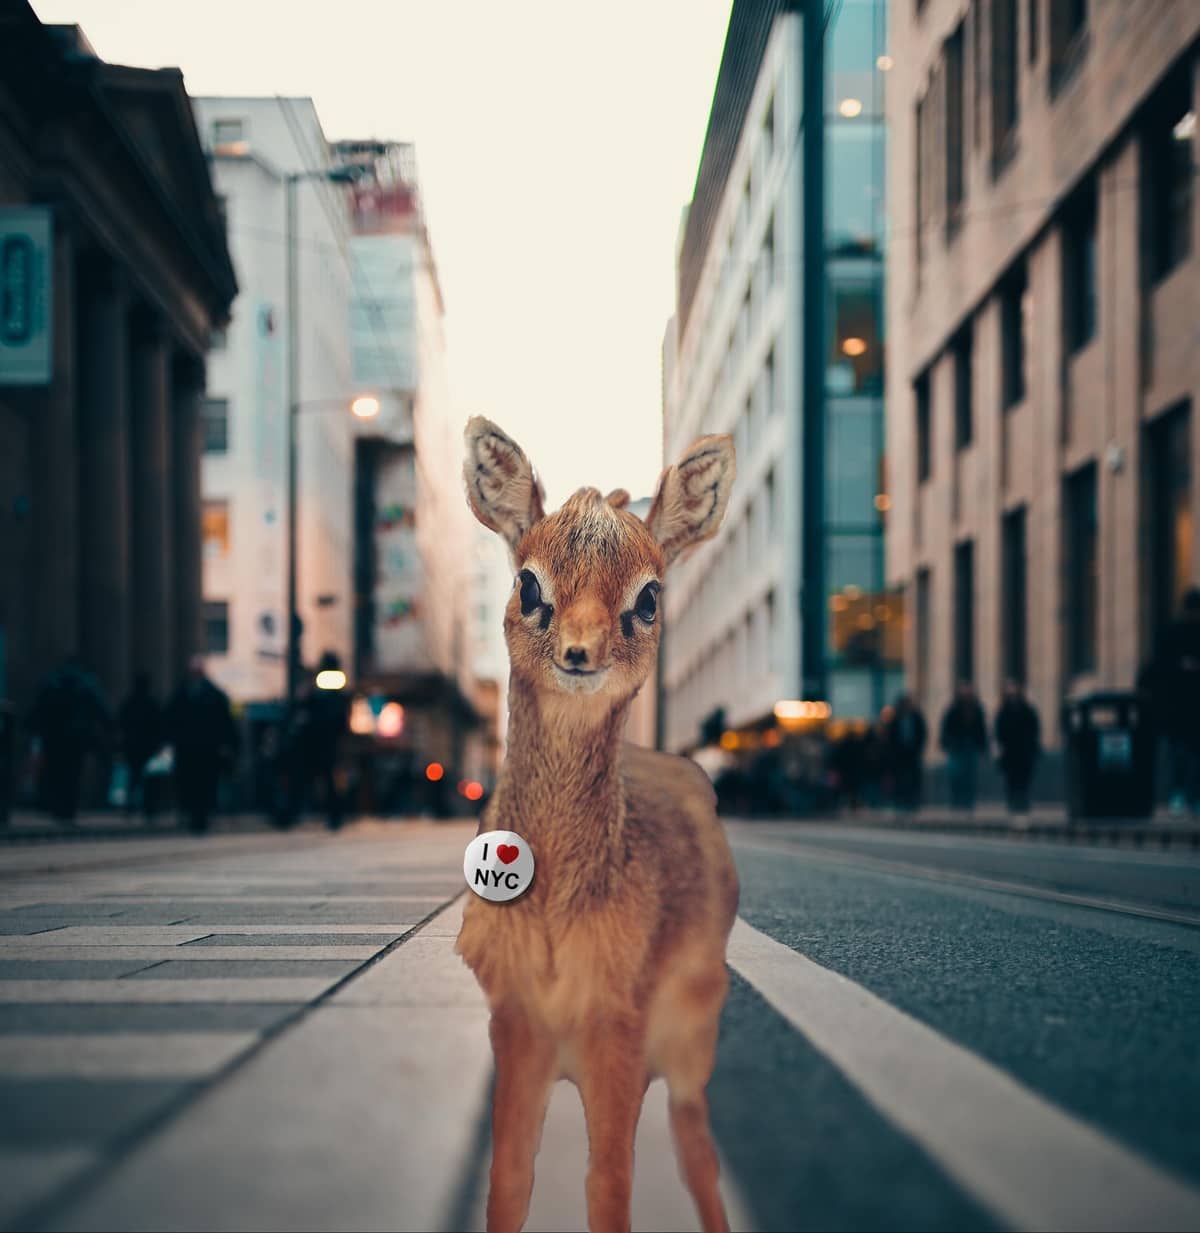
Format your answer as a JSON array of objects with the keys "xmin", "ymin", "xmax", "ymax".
[
  {"xmin": 669, "ymin": 1090, "xmax": 729, "ymax": 1233},
  {"xmin": 578, "ymin": 1017, "xmax": 647, "ymax": 1233},
  {"xmin": 486, "ymin": 1007, "xmax": 558, "ymax": 1233}
]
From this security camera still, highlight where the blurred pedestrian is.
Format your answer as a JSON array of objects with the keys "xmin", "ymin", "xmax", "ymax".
[
  {"xmin": 888, "ymin": 694, "xmax": 928, "ymax": 813},
  {"xmin": 118, "ymin": 671, "xmax": 163, "ymax": 818},
  {"xmin": 860, "ymin": 715, "xmax": 891, "ymax": 809},
  {"xmin": 277, "ymin": 651, "xmax": 351, "ymax": 831},
  {"xmin": 829, "ymin": 729, "xmax": 865, "ymax": 813},
  {"xmin": 165, "ymin": 655, "xmax": 238, "ymax": 833},
  {"xmin": 939, "ymin": 682, "xmax": 988, "ymax": 812},
  {"xmin": 1150, "ymin": 588, "xmax": 1200, "ymax": 817},
  {"xmin": 994, "ymin": 680, "xmax": 1041, "ymax": 818},
  {"xmin": 28, "ymin": 655, "xmax": 112, "ymax": 822}
]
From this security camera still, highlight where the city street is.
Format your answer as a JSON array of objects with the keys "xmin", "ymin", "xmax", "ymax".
[{"xmin": 1, "ymin": 818, "xmax": 1198, "ymax": 1232}]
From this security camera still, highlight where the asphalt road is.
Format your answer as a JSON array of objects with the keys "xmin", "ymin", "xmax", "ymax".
[{"xmin": 0, "ymin": 818, "xmax": 1197, "ymax": 1232}]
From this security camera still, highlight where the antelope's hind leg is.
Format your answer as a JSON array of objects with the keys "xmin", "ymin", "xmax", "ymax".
[{"xmin": 486, "ymin": 1006, "xmax": 558, "ymax": 1233}]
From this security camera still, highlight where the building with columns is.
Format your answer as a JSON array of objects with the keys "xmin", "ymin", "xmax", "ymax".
[
  {"xmin": 0, "ymin": 5, "xmax": 237, "ymax": 718},
  {"xmin": 886, "ymin": 0, "xmax": 1199, "ymax": 758}
]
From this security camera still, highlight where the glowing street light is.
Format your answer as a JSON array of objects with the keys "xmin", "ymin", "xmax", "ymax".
[
  {"xmin": 351, "ymin": 394, "xmax": 381, "ymax": 420},
  {"xmin": 315, "ymin": 668, "xmax": 347, "ymax": 691}
]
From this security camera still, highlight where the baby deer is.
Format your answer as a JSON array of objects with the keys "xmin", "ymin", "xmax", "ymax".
[{"xmin": 456, "ymin": 417, "xmax": 739, "ymax": 1233}]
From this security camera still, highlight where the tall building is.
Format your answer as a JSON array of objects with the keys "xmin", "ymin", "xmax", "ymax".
[
  {"xmin": 191, "ymin": 97, "xmax": 356, "ymax": 703},
  {"xmin": 886, "ymin": 0, "xmax": 1199, "ymax": 752},
  {"xmin": 333, "ymin": 139, "xmax": 483, "ymax": 781},
  {"xmin": 660, "ymin": 0, "xmax": 895, "ymax": 755},
  {"xmin": 0, "ymin": 6, "xmax": 235, "ymax": 718}
]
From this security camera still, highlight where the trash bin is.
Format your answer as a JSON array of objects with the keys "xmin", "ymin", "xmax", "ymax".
[{"xmin": 1061, "ymin": 690, "xmax": 1156, "ymax": 820}]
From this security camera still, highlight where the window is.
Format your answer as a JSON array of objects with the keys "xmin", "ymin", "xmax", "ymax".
[
  {"xmin": 1063, "ymin": 180, "xmax": 1098, "ymax": 352},
  {"xmin": 954, "ymin": 539, "xmax": 975, "ymax": 685},
  {"xmin": 1064, "ymin": 464, "xmax": 1098, "ymax": 676},
  {"xmin": 1049, "ymin": 0, "xmax": 1087, "ymax": 95},
  {"xmin": 766, "ymin": 589, "xmax": 777, "ymax": 672},
  {"xmin": 762, "ymin": 213, "xmax": 775, "ymax": 286},
  {"xmin": 765, "ymin": 467, "xmax": 777, "ymax": 537},
  {"xmin": 1002, "ymin": 507, "xmax": 1028, "ymax": 684},
  {"xmin": 945, "ymin": 22, "xmax": 966, "ymax": 224},
  {"xmin": 916, "ymin": 372, "xmax": 932, "ymax": 483},
  {"xmin": 915, "ymin": 93, "xmax": 928, "ymax": 273},
  {"xmin": 953, "ymin": 322, "xmax": 974, "ymax": 449},
  {"xmin": 828, "ymin": 280, "xmax": 882, "ymax": 395},
  {"xmin": 202, "ymin": 397, "xmax": 229, "ymax": 454},
  {"xmin": 991, "ymin": 0, "xmax": 1019, "ymax": 172},
  {"xmin": 1028, "ymin": 0, "xmax": 1039, "ymax": 64},
  {"xmin": 202, "ymin": 500, "xmax": 231, "ymax": 561},
  {"xmin": 1147, "ymin": 69, "xmax": 1195, "ymax": 282},
  {"xmin": 972, "ymin": 0, "xmax": 983, "ymax": 150},
  {"xmin": 916, "ymin": 567, "xmax": 932, "ymax": 706},
  {"xmin": 763, "ymin": 92, "xmax": 775, "ymax": 163},
  {"xmin": 1000, "ymin": 262, "xmax": 1028, "ymax": 409},
  {"xmin": 1148, "ymin": 403, "xmax": 1193, "ymax": 642},
  {"xmin": 828, "ymin": 124, "xmax": 885, "ymax": 257},
  {"xmin": 211, "ymin": 118, "xmax": 246, "ymax": 151},
  {"xmin": 203, "ymin": 600, "xmax": 230, "ymax": 655},
  {"xmin": 828, "ymin": 405, "xmax": 878, "ymax": 525},
  {"xmin": 763, "ymin": 346, "xmax": 776, "ymax": 417}
]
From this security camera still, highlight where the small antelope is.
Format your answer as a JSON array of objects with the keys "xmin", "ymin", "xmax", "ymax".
[{"xmin": 456, "ymin": 417, "xmax": 739, "ymax": 1233}]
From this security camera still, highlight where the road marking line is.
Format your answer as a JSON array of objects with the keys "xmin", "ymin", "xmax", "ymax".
[
  {"xmin": 0, "ymin": 1033, "xmax": 258, "ymax": 1079},
  {"xmin": 734, "ymin": 834, "xmax": 1200, "ymax": 929},
  {"xmin": 727, "ymin": 917, "xmax": 1200, "ymax": 1233}
]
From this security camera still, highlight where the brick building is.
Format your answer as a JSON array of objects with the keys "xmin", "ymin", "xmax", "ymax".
[{"xmin": 886, "ymin": 0, "xmax": 1199, "ymax": 757}]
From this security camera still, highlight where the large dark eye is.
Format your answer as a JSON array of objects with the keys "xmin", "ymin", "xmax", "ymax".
[
  {"xmin": 517, "ymin": 569, "xmax": 542, "ymax": 615},
  {"xmin": 635, "ymin": 582, "xmax": 659, "ymax": 624}
]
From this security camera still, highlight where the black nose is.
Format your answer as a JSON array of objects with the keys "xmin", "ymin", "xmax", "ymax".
[{"xmin": 564, "ymin": 646, "xmax": 588, "ymax": 667}]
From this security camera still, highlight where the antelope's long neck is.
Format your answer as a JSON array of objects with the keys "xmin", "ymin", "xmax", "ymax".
[{"xmin": 498, "ymin": 675, "xmax": 631, "ymax": 895}]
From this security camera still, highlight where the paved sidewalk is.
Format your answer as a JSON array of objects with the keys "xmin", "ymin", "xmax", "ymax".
[{"xmin": 0, "ymin": 820, "xmax": 751, "ymax": 1233}]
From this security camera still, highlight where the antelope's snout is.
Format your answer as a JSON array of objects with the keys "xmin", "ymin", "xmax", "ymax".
[{"xmin": 555, "ymin": 595, "xmax": 610, "ymax": 673}]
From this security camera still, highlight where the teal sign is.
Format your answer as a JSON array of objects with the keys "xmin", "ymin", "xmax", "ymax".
[{"xmin": 0, "ymin": 208, "xmax": 52, "ymax": 387}]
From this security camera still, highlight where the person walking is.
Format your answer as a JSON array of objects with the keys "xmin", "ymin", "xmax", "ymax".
[
  {"xmin": 994, "ymin": 680, "xmax": 1041, "ymax": 819},
  {"xmin": 939, "ymin": 682, "xmax": 989, "ymax": 812},
  {"xmin": 28, "ymin": 656, "xmax": 112, "ymax": 823},
  {"xmin": 888, "ymin": 694, "xmax": 928, "ymax": 814},
  {"xmin": 276, "ymin": 652, "xmax": 351, "ymax": 831},
  {"xmin": 118, "ymin": 672, "xmax": 164, "ymax": 818},
  {"xmin": 165, "ymin": 656, "xmax": 238, "ymax": 833},
  {"xmin": 1150, "ymin": 588, "xmax": 1200, "ymax": 817}
]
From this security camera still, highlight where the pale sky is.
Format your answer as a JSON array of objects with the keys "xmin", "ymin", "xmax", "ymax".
[{"xmin": 30, "ymin": 0, "xmax": 732, "ymax": 506}]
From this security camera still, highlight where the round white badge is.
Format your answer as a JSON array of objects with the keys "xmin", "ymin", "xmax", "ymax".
[{"xmin": 463, "ymin": 831, "xmax": 535, "ymax": 902}]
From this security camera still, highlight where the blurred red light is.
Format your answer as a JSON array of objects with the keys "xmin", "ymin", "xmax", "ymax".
[
  {"xmin": 425, "ymin": 762, "xmax": 444, "ymax": 782},
  {"xmin": 464, "ymin": 781, "xmax": 484, "ymax": 801}
]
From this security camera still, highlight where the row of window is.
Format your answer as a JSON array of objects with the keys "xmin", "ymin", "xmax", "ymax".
[
  {"xmin": 672, "ymin": 588, "xmax": 779, "ymax": 734},
  {"xmin": 911, "ymin": 400, "xmax": 1192, "ymax": 698}
]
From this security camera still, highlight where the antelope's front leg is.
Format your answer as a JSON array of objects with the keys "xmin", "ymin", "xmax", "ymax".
[
  {"xmin": 579, "ymin": 1016, "xmax": 647, "ymax": 1233},
  {"xmin": 487, "ymin": 1005, "xmax": 557, "ymax": 1233}
]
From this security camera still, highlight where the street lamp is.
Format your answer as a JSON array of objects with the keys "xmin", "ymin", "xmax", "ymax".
[{"xmin": 285, "ymin": 163, "xmax": 364, "ymax": 711}]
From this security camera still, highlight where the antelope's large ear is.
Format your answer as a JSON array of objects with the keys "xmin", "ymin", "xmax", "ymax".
[
  {"xmin": 463, "ymin": 417, "xmax": 546, "ymax": 553},
  {"xmin": 645, "ymin": 434, "xmax": 735, "ymax": 567}
]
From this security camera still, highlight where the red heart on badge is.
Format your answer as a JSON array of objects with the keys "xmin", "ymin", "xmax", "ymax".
[{"xmin": 497, "ymin": 844, "xmax": 519, "ymax": 865}]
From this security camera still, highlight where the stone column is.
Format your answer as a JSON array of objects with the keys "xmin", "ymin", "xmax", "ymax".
[
  {"xmin": 129, "ymin": 309, "xmax": 173, "ymax": 696},
  {"xmin": 171, "ymin": 353, "xmax": 206, "ymax": 678},
  {"xmin": 76, "ymin": 257, "xmax": 131, "ymax": 707},
  {"xmin": 32, "ymin": 215, "xmax": 78, "ymax": 689}
]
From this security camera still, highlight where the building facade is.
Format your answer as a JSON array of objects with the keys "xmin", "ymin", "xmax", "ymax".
[
  {"xmin": 334, "ymin": 139, "xmax": 487, "ymax": 784},
  {"xmin": 0, "ymin": 6, "xmax": 236, "ymax": 719},
  {"xmin": 661, "ymin": 0, "xmax": 896, "ymax": 755},
  {"xmin": 886, "ymin": 0, "xmax": 1200, "ymax": 751},
  {"xmin": 191, "ymin": 97, "xmax": 355, "ymax": 703}
]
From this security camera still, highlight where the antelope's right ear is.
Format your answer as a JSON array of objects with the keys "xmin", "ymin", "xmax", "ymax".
[
  {"xmin": 645, "ymin": 434, "xmax": 736, "ymax": 566},
  {"xmin": 463, "ymin": 417, "xmax": 546, "ymax": 553}
]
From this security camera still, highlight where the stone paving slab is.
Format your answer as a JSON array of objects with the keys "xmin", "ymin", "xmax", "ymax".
[
  {"xmin": 0, "ymin": 1149, "xmax": 96, "ymax": 1231},
  {"xmin": 0, "ymin": 979, "xmax": 335, "ymax": 1004},
  {"xmin": 0, "ymin": 1033, "xmax": 258, "ymax": 1078},
  {"xmin": 0, "ymin": 960, "xmax": 160, "ymax": 981},
  {"xmin": 181, "ymin": 931, "xmax": 402, "ymax": 947},
  {"xmin": 0, "ymin": 1004, "xmax": 302, "ymax": 1035},
  {"xmin": 126, "ymin": 959, "xmax": 361, "ymax": 981},
  {"xmin": 0, "ymin": 1077, "xmax": 196, "ymax": 1147},
  {"xmin": 0, "ymin": 946, "xmax": 383, "ymax": 962}
]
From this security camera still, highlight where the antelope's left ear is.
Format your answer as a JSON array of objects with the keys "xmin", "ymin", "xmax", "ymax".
[{"xmin": 644, "ymin": 435, "xmax": 736, "ymax": 567}]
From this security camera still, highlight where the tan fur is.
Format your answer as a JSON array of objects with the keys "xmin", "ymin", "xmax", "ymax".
[{"xmin": 456, "ymin": 419, "xmax": 738, "ymax": 1233}]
